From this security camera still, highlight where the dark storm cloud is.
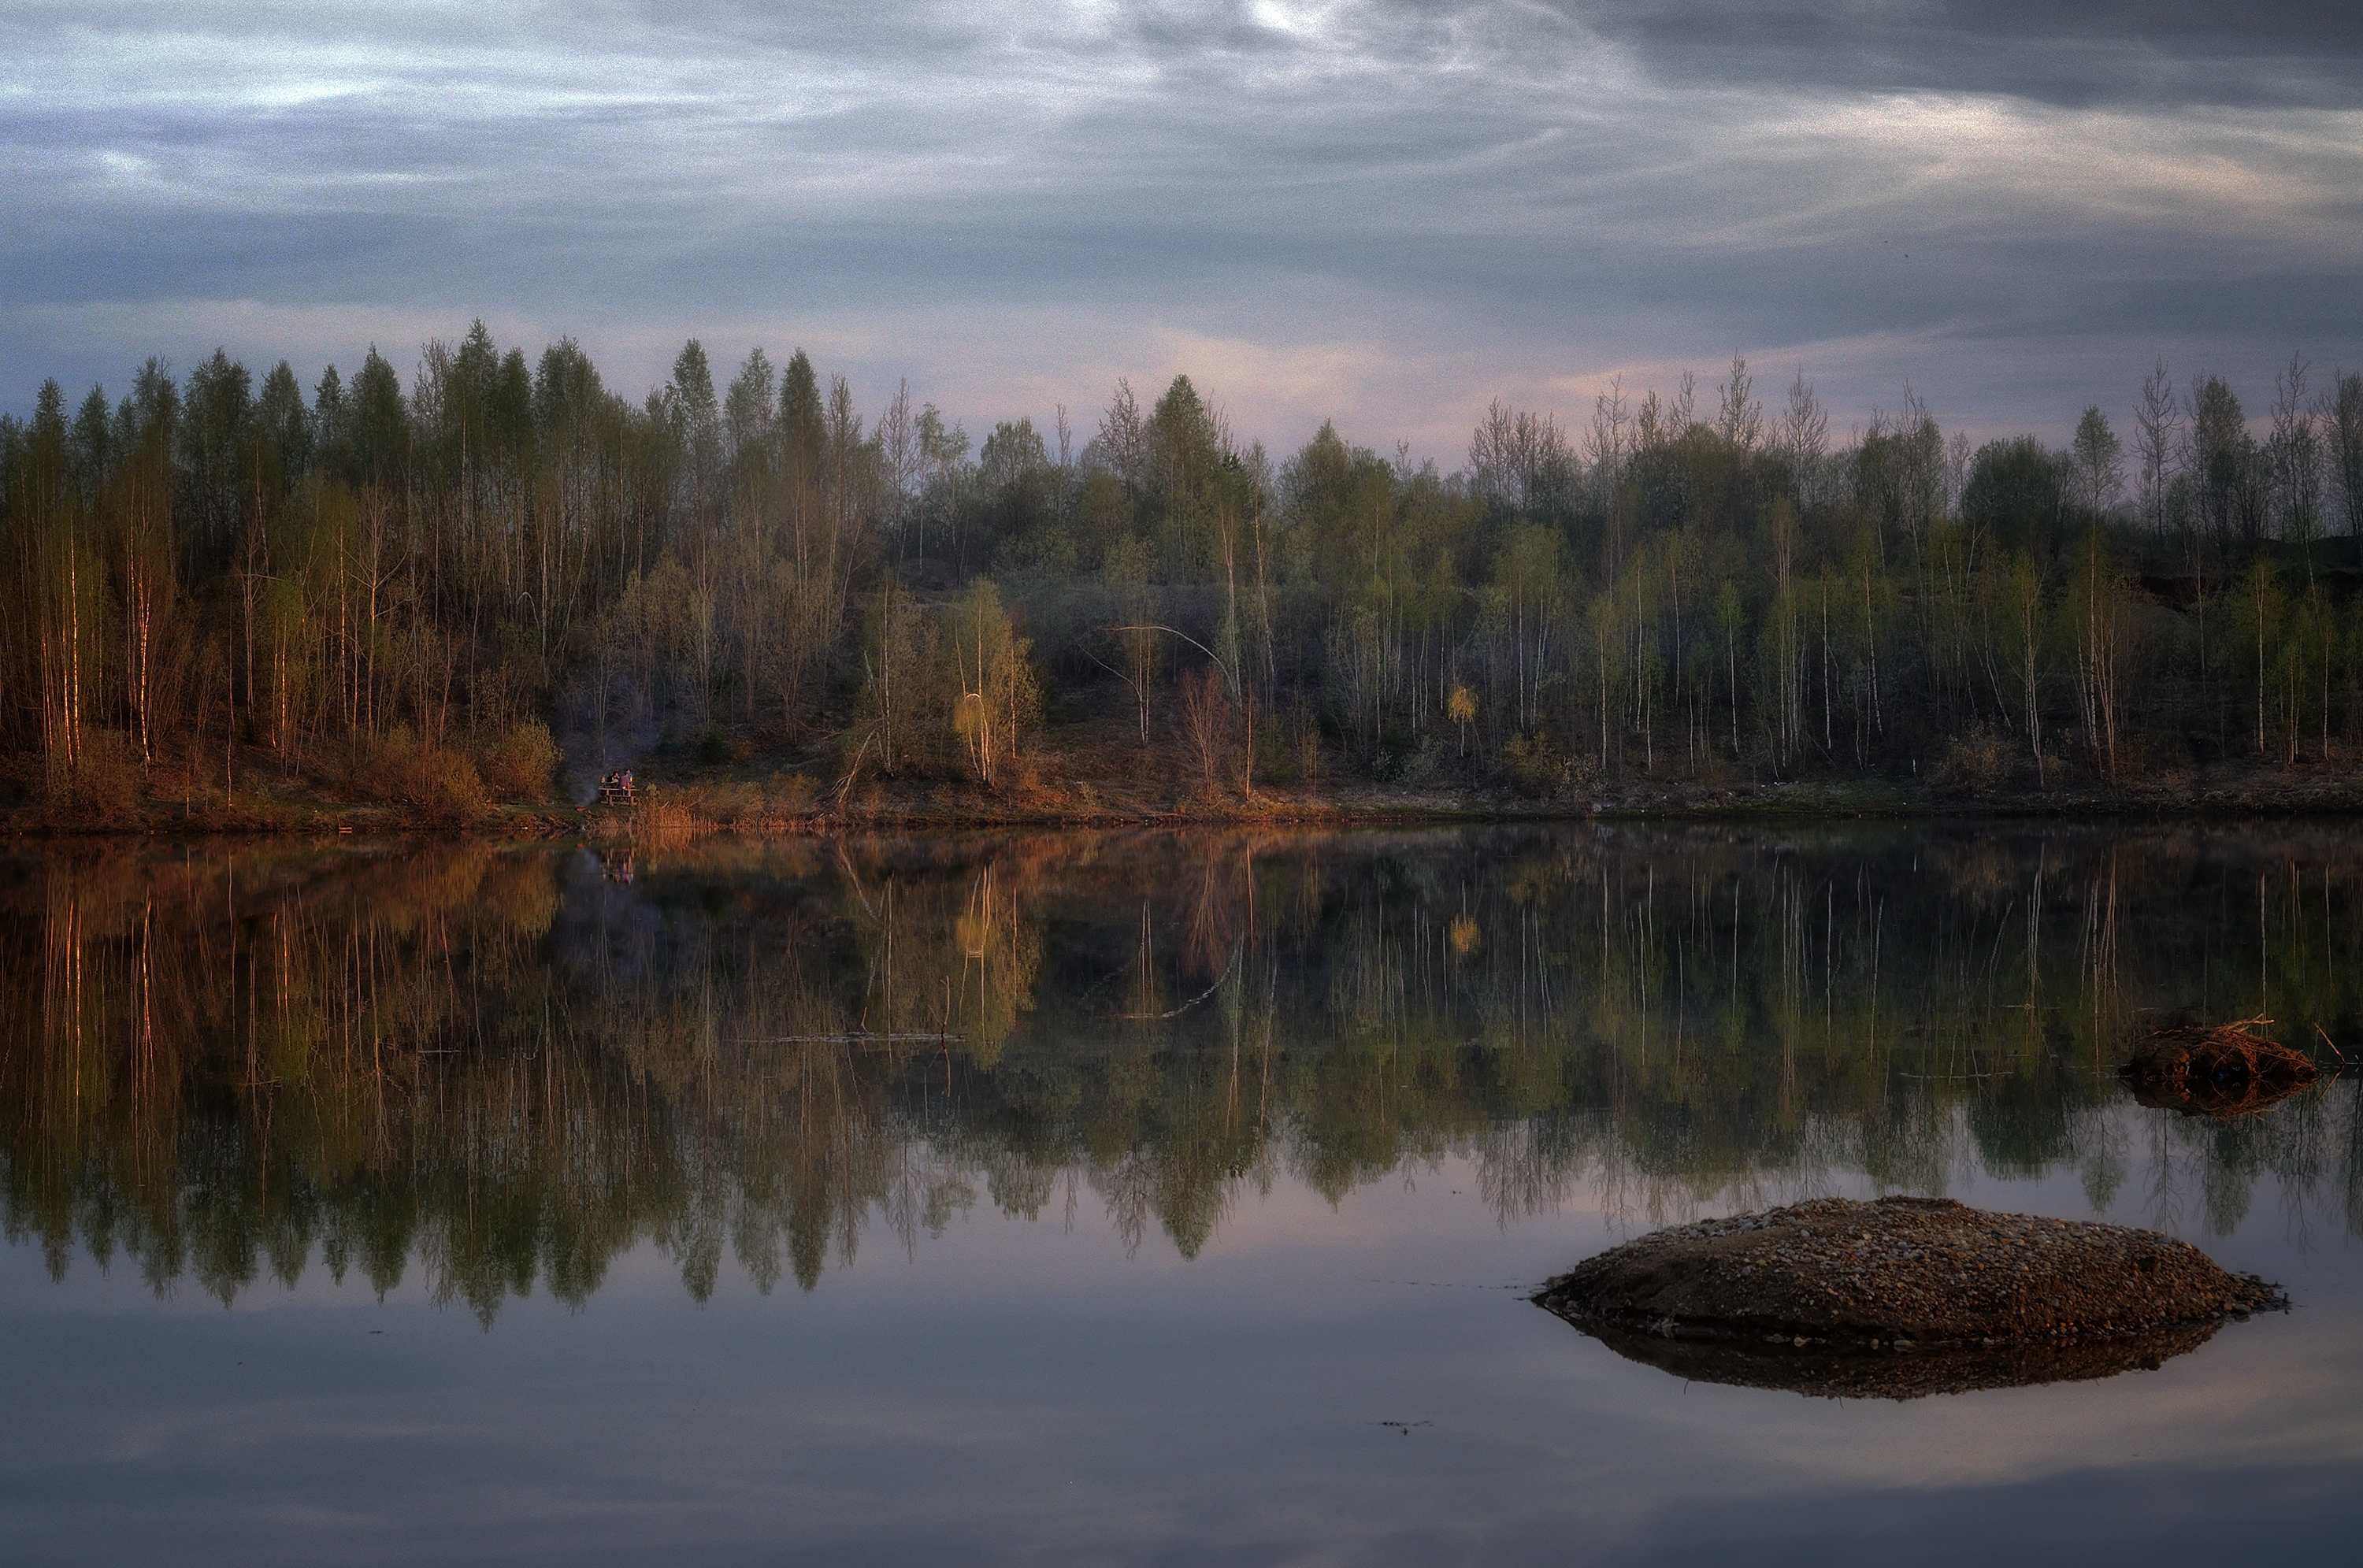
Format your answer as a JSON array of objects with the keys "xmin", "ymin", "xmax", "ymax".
[{"xmin": 1, "ymin": 2, "xmax": 2357, "ymax": 453}]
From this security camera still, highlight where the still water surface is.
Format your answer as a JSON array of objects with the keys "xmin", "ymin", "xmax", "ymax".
[{"xmin": 2, "ymin": 825, "xmax": 2359, "ymax": 1563}]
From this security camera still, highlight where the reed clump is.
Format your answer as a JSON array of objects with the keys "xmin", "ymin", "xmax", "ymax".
[{"xmin": 2119, "ymin": 1018, "xmax": 2320, "ymax": 1119}]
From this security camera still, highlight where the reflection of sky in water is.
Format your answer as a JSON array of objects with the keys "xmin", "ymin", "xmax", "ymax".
[
  {"xmin": 6, "ymin": 1151, "xmax": 2354, "ymax": 1564},
  {"xmin": 2, "ymin": 828, "xmax": 2359, "ymax": 1562}
]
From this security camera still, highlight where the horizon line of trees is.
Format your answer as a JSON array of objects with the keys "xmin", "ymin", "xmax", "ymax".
[{"xmin": 5, "ymin": 325, "xmax": 2363, "ymax": 815}]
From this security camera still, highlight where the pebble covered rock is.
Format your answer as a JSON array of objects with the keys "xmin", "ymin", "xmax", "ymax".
[{"xmin": 1534, "ymin": 1195, "xmax": 2285, "ymax": 1398}]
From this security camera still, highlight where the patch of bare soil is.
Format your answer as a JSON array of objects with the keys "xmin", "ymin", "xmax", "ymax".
[
  {"xmin": 1534, "ymin": 1195, "xmax": 2284, "ymax": 1400},
  {"xmin": 2120, "ymin": 1018, "xmax": 2320, "ymax": 1119}
]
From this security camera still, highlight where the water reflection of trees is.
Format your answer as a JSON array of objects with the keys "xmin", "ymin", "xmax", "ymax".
[{"xmin": 4, "ymin": 826, "xmax": 2359, "ymax": 1319}]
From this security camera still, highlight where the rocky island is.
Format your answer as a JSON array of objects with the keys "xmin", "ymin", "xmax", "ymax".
[{"xmin": 1536, "ymin": 1195, "xmax": 2287, "ymax": 1399}]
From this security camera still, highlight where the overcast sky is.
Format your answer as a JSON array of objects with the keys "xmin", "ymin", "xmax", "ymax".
[{"xmin": 6, "ymin": 1, "xmax": 2359, "ymax": 460}]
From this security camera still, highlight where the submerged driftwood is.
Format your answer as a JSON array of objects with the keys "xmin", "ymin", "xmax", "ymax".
[
  {"xmin": 2120, "ymin": 1018, "xmax": 2320, "ymax": 1119},
  {"xmin": 1534, "ymin": 1195, "xmax": 2283, "ymax": 1399}
]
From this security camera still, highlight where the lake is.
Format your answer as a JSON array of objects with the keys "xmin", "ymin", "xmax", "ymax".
[{"xmin": 2, "ymin": 824, "xmax": 2357, "ymax": 1564}]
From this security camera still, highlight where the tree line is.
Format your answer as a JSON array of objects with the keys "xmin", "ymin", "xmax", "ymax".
[{"xmin": 5, "ymin": 326, "xmax": 2362, "ymax": 814}]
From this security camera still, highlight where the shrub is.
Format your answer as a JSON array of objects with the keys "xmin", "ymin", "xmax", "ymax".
[
  {"xmin": 1285, "ymin": 709, "xmax": 1324, "ymax": 783},
  {"xmin": 1931, "ymin": 725, "xmax": 2012, "ymax": 793},
  {"xmin": 1397, "ymin": 734, "xmax": 1448, "ymax": 787},
  {"xmin": 480, "ymin": 720, "xmax": 558, "ymax": 802},
  {"xmin": 342, "ymin": 728, "xmax": 490, "ymax": 821},
  {"xmin": 43, "ymin": 730, "xmax": 144, "ymax": 825},
  {"xmin": 411, "ymin": 748, "xmax": 491, "ymax": 822},
  {"xmin": 1502, "ymin": 732, "xmax": 1571, "ymax": 799}
]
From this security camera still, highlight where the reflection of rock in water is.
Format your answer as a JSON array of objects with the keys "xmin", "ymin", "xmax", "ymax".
[
  {"xmin": 2119, "ymin": 1020, "xmax": 2321, "ymax": 1120},
  {"xmin": 1534, "ymin": 1195, "xmax": 2284, "ymax": 1401},
  {"xmin": 1571, "ymin": 1318, "xmax": 2227, "ymax": 1400}
]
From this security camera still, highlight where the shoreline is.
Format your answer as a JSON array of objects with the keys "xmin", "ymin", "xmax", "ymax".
[{"xmin": 13, "ymin": 762, "xmax": 2363, "ymax": 840}]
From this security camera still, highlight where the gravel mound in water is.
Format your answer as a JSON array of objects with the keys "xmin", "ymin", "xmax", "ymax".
[
  {"xmin": 2120, "ymin": 1019, "xmax": 2320, "ymax": 1119},
  {"xmin": 1534, "ymin": 1195, "xmax": 2285, "ymax": 1399}
]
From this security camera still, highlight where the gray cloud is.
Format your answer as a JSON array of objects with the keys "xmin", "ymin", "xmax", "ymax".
[
  {"xmin": 2, "ymin": 2, "xmax": 2357, "ymax": 457},
  {"xmin": 1569, "ymin": 2, "xmax": 2363, "ymax": 109}
]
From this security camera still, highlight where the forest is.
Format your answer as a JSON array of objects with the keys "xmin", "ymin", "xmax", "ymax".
[{"xmin": 4, "ymin": 324, "xmax": 2362, "ymax": 819}]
